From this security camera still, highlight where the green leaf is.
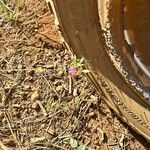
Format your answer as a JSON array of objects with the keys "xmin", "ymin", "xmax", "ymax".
[
  {"xmin": 70, "ymin": 138, "xmax": 78, "ymax": 148},
  {"xmin": 79, "ymin": 57, "xmax": 84, "ymax": 64},
  {"xmin": 35, "ymin": 67, "xmax": 45, "ymax": 74},
  {"xmin": 78, "ymin": 145, "xmax": 88, "ymax": 150},
  {"xmin": 78, "ymin": 145, "xmax": 95, "ymax": 150}
]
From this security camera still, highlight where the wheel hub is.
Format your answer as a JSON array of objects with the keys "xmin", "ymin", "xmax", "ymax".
[{"xmin": 124, "ymin": 0, "xmax": 150, "ymax": 76}]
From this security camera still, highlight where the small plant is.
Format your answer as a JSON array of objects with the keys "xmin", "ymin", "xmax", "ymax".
[
  {"xmin": 69, "ymin": 137, "xmax": 95, "ymax": 150},
  {"xmin": 68, "ymin": 56, "xmax": 90, "ymax": 76},
  {"xmin": 54, "ymin": 54, "xmax": 90, "ymax": 77},
  {"xmin": 0, "ymin": 0, "xmax": 25, "ymax": 20},
  {"xmin": 0, "ymin": 0, "xmax": 13, "ymax": 20},
  {"xmin": 70, "ymin": 138, "xmax": 78, "ymax": 148}
]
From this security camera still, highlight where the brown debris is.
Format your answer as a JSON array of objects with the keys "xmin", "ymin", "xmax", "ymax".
[{"xmin": 0, "ymin": 0, "xmax": 147, "ymax": 149}]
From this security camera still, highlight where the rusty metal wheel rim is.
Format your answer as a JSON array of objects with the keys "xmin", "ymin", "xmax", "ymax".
[
  {"xmin": 123, "ymin": 0, "xmax": 150, "ymax": 78},
  {"xmin": 97, "ymin": 0, "xmax": 150, "ymax": 100}
]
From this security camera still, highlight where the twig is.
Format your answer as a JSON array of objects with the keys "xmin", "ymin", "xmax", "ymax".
[
  {"xmin": 41, "ymin": 74, "xmax": 60, "ymax": 97},
  {"xmin": 0, "ymin": 141, "xmax": 11, "ymax": 150},
  {"xmin": 36, "ymin": 100, "xmax": 48, "ymax": 117},
  {"xmin": 0, "ymin": 70, "xmax": 14, "ymax": 81},
  {"xmin": 68, "ymin": 75, "xmax": 72, "ymax": 94},
  {"xmin": 2, "ymin": 65, "xmax": 22, "ymax": 106},
  {"xmin": 50, "ymin": 143, "xmax": 68, "ymax": 150},
  {"xmin": 97, "ymin": 127, "xmax": 105, "ymax": 144},
  {"xmin": 0, "ymin": 0, "xmax": 13, "ymax": 12},
  {"xmin": 119, "ymin": 134, "xmax": 125, "ymax": 148},
  {"xmin": 4, "ymin": 112, "xmax": 22, "ymax": 149}
]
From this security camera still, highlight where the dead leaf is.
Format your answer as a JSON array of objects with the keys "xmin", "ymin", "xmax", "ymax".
[
  {"xmin": 31, "ymin": 90, "xmax": 39, "ymax": 101},
  {"xmin": 45, "ymin": 128, "xmax": 55, "ymax": 136},
  {"xmin": 30, "ymin": 136, "xmax": 45, "ymax": 143}
]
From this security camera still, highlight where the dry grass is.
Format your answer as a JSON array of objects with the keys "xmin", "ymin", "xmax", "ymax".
[{"xmin": 0, "ymin": 0, "xmax": 147, "ymax": 150}]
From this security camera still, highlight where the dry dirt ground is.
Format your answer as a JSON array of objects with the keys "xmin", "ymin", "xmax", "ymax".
[{"xmin": 0, "ymin": 0, "xmax": 149, "ymax": 150}]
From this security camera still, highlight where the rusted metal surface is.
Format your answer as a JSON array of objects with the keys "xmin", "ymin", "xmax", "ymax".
[{"xmin": 125, "ymin": 0, "xmax": 150, "ymax": 66}]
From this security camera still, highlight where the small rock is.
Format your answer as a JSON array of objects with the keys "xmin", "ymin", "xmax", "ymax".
[
  {"xmin": 56, "ymin": 85, "xmax": 62, "ymax": 91},
  {"xmin": 57, "ymin": 70, "xmax": 64, "ymax": 76},
  {"xmin": 87, "ymin": 112, "xmax": 96, "ymax": 118},
  {"xmin": 73, "ymin": 89, "xmax": 78, "ymax": 97},
  {"xmin": 32, "ymin": 102, "xmax": 39, "ymax": 109},
  {"xmin": 44, "ymin": 64, "xmax": 54, "ymax": 69},
  {"xmin": 24, "ymin": 85, "xmax": 30, "ymax": 90}
]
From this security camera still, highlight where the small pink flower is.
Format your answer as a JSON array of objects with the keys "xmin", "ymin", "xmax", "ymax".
[{"xmin": 68, "ymin": 67, "xmax": 78, "ymax": 76}]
